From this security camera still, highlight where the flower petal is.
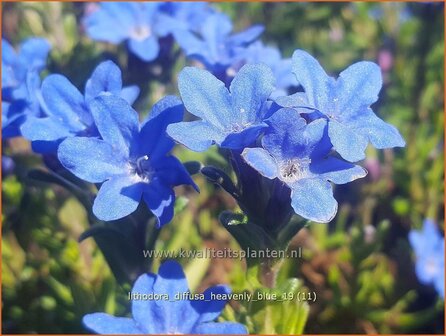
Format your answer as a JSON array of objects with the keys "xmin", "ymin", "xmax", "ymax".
[
  {"xmin": 241, "ymin": 147, "xmax": 278, "ymax": 179},
  {"xmin": 348, "ymin": 108, "xmax": 405, "ymax": 149},
  {"xmin": 137, "ymin": 96, "xmax": 183, "ymax": 159},
  {"xmin": 310, "ymin": 157, "xmax": 367, "ymax": 184},
  {"xmin": 228, "ymin": 25, "xmax": 264, "ymax": 46},
  {"xmin": 221, "ymin": 123, "xmax": 267, "ymax": 149},
  {"xmin": 167, "ymin": 120, "xmax": 224, "ymax": 152},
  {"xmin": 152, "ymin": 261, "xmax": 196, "ymax": 333},
  {"xmin": 194, "ymin": 322, "xmax": 248, "ymax": 334},
  {"xmin": 178, "ymin": 67, "xmax": 232, "ymax": 129},
  {"xmin": 152, "ymin": 155, "xmax": 198, "ymax": 191},
  {"xmin": 290, "ymin": 178, "xmax": 338, "ymax": 223},
  {"xmin": 191, "ymin": 285, "xmax": 232, "ymax": 323},
  {"xmin": 128, "ymin": 36, "xmax": 160, "ymax": 62},
  {"xmin": 21, "ymin": 116, "xmax": 71, "ymax": 142},
  {"xmin": 90, "ymin": 94, "xmax": 139, "ymax": 158},
  {"xmin": 58, "ymin": 137, "xmax": 127, "ymax": 183},
  {"xmin": 142, "ymin": 181, "xmax": 175, "ymax": 227},
  {"xmin": 328, "ymin": 119, "xmax": 369, "ymax": 162},
  {"xmin": 41, "ymin": 74, "xmax": 90, "ymax": 132},
  {"xmin": 84, "ymin": 60, "xmax": 123, "ymax": 102},
  {"xmin": 120, "ymin": 85, "xmax": 140, "ymax": 105},
  {"xmin": 291, "ymin": 50, "xmax": 331, "ymax": 109},
  {"xmin": 131, "ymin": 273, "xmax": 161, "ymax": 334},
  {"xmin": 83, "ymin": 313, "xmax": 140, "ymax": 334},
  {"xmin": 229, "ymin": 63, "xmax": 274, "ymax": 124},
  {"xmin": 19, "ymin": 38, "xmax": 51, "ymax": 71},
  {"xmin": 93, "ymin": 176, "xmax": 144, "ymax": 221},
  {"xmin": 336, "ymin": 61, "xmax": 382, "ymax": 118}
]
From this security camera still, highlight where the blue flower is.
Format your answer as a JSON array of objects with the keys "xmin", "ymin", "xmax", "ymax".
[
  {"xmin": 84, "ymin": 2, "xmax": 170, "ymax": 61},
  {"xmin": 58, "ymin": 94, "xmax": 197, "ymax": 224},
  {"xmin": 173, "ymin": 12, "xmax": 263, "ymax": 76},
  {"xmin": 238, "ymin": 41, "xmax": 297, "ymax": 97},
  {"xmin": 21, "ymin": 60, "xmax": 139, "ymax": 153},
  {"xmin": 242, "ymin": 108, "xmax": 367, "ymax": 223},
  {"xmin": 409, "ymin": 219, "xmax": 444, "ymax": 299},
  {"xmin": 167, "ymin": 63, "xmax": 275, "ymax": 151},
  {"xmin": 2, "ymin": 38, "xmax": 50, "ymax": 138},
  {"xmin": 276, "ymin": 49, "xmax": 405, "ymax": 162},
  {"xmin": 83, "ymin": 260, "xmax": 247, "ymax": 334},
  {"xmin": 158, "ymin": 2, "xmax": 215, "ymax": 34}
]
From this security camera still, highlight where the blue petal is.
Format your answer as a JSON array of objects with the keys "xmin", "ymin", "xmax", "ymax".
[
  {"xmin": 84, "ymin": 3, "xmax": 136, "ymax": 43},
  {"xmin": 194, "ymin": 322, "xmax": 248, "ymax": 334},
  {"xmin": 310, "ymin": 157, "xmax": 367, "ymax": 184},
  {"xmin": 58, "ymin": 137, "xmax": 127, "ymax": 183},
  {"xmin": 83, "ymin": 313, "xmax": 141, "ymax": 334},
  {"xmin": 221, "ymin": 123, "xmax": 267, "ymax": 149},
  {"xmin": 348, "ymin": 108, "xmax": 405, "ymax": 149},
  {"xmin": 20, "ymin": 116, "xmax": 72, "ymax": 142},
  {"xmin": 152, "ymin": 261, "xmax": 197, "ymax": 333},
  {"xmin": 336, "ymin": 61, "xmax": 382, "ymax": 118},
  {"xmin": 128, "ymin": 36, "xmax": 160, "ymax": 62},
  {"xmin": 41, "ymin": 74, "xmax": 90, "ymax": 132},
  {"xmin": 228, "ymin": 24, "xmax": 264, "ymax": 46},
  {"xmin": 328, "ymin": 119, "xmax": 369, "ymax": 162},
  {"xmin": 2, "ymin": 39, "xmax": 16, "ymax": 65},
  {"xmin": 201, "ymin": 13, "xmax": 232, "ymax": 45},
  {"xmin": 178, "ymin": 67, "xmax": 232, "ymax": 129},
  {"xmin": 84, "ymin": 60, "xmax": 123, "ymax": 102},
  {"xmin": 166, "ymin": 120, "xmax": 224, "ymax": 152},
  {"xmin": 131, "ymin": 273, "xmax": 161, "ymax": 334},
  {"xmin": 142, "ymin": 181, "xmax": 175, "ymax": 227},
  {"xmin": 292, "ymin": 50, "xmax": 331, "ymax": 109},
  {"xmin": 137, "ymin": 96, "xmax": 183, "ymax": 160},
  {"xmin": 191, "ymin": 285, "xmax": 232, "ymax": 323},
  {"xmin": 90, "ymin": 94, "xmax": 139, "ymax": 158},
  {"xmin": 152, "ymin": 155, "xmax": 198, "ymax": 191},
  {"xmin": 290, "ymin": 178, "xmax": 338, "ymax": 223},
  {"xmin": 241, "ymin": 147, "xmax": 278, "ymax": 179},
  {"xmin": 173, "ymin": 29, "xmax": 205, "ymax": 57},
  {"xmin": 93, "ymin": 176, "xmax": 144, "ymax": 221},
  {"xmin": 120, "ymin": 85, "xmax": 140, "ymax": 105},
  {"xmin": 274, "ymin": 92, "xmax": 313, "ymax": 111},
  {"xmin": 229, "ymin": 63, "xmax": 274, "ymax": 124},
  {"xmin": 19, "ymin": 38, "xmax": 51, "ymax": 71}
]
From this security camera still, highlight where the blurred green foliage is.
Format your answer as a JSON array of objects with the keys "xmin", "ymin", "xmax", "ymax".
[{"xmin": 2, "ymin": 2, "xmax": 444, "ymax": 334}]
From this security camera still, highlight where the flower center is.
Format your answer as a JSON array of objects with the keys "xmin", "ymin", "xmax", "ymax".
[
  {"xmin": 129, "ymin": 155, "xmax": 152, "ymax": 181},
  {"xmin": 424, "ymin": 257, "xmax": 438, "ymax": 277},
  {"xmin": 130, "ymin": 25, "xmax": 151, "ymax": 41},
  {"xmin": 279, "ymin": 158, "xmax": 311, "ymax": 183}
]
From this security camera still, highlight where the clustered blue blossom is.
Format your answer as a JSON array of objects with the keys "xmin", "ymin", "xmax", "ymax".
[
  {"xmin": 409, "ymin": 219, "xmax": 445, "ymax": 299},
  {"xmin": 21, "ymin": 60, "xmax": 139, "ymax": 153},
  {"xmin": 58, "ymin": 94, "xmax": 197, "ymax": 224},
  {"xmin": 2, "ymin": 38, "xmax": 50, "ymax": 138},
  {"xmin": 83, "ymin": 260, "xmax": 247, "ymax": 334}
]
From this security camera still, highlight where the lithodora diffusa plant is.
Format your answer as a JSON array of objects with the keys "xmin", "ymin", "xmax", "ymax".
[{"xmin": 2, "ymin": 2, "xmax": 410, "ymax": 335}]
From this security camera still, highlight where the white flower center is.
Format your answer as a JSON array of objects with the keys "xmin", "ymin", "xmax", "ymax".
[
  {"xmin": 279, "ymin": 158, "xmax": 311, "ymax": 183},
  {"xmin": 130, "ymin": 25, "xmax": 151, "ymax": 41}
]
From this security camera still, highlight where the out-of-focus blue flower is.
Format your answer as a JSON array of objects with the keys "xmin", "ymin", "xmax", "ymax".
[
  {"xmin": 242, "ymin": 108, "xmax": 367, "ymax": 223},
  {"xmin": 58, "ymin": 94, "xmax": 197, "ymax": 224},
  {"xmin": 167, "ymin": 64, "xmax": 274, "ymax": 151},
  {"xmin": 2, "ymin": 38, "xmax": 50, "ymax": 138},
  {"xmin": 409, "ymin": 219, "xmax": 445, "ymax": 299},
  {"xmin": 2, "ymin": 155, "xmax": 15, "ymax": 176},
  {"xmin": 84, "ymin": 2, "xmax": 171, "ymax": 61},
  {"xmin": 174, "ymin": 12, "xmax": 263, "ymax": 76},
  {"xmin": 83, "ymin": 260, "xmax": 247, "ymax": 334},
  {"xmin": 158, "ymin": 2, "xmax": 215, "ymax": 34},
  {"xmin": 21, "ymin": 60, "xmax": 139, "ymax": 153},
  {"xmin": 276, "ymin": 50, "xmax": 405, "ymax": 162},
  {"xmin": 237, "ymin": 41, "xmax": 297, "ymax": 97}
]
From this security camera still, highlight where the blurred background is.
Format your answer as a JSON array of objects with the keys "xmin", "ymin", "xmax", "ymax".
[{"xmin": 2, "ymin": 2, "xmax": 444, "ymax": 334}]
